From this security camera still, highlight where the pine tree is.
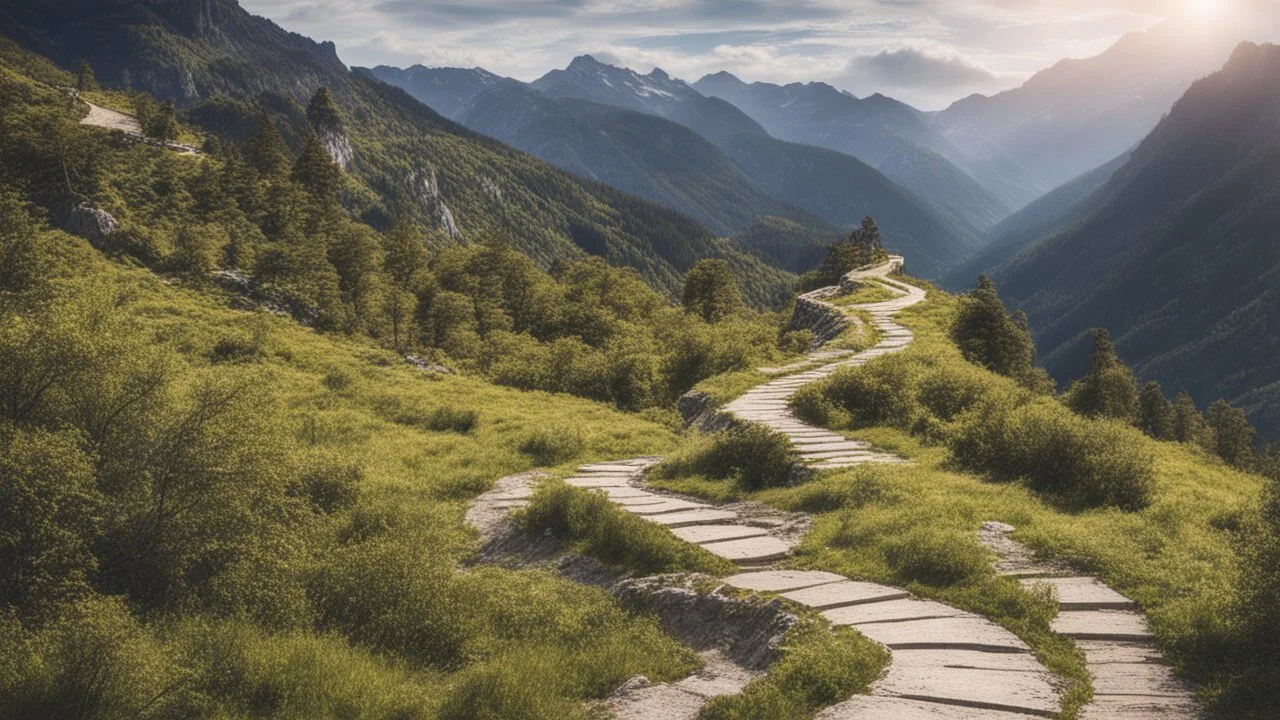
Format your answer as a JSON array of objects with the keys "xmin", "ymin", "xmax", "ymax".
[
  {"xmin": 1065, "ymin": 328, "xmax": 1139, "ymax": 421},
  {"xmin": 682, "ymin": 259, "xmax": 743, "ymax": 323},
  {"xmin": 306, "ymin": 87, "xmax": 342, "ymax": 130},
  {"xmin": 1137, "ymin": 381, "xmax": 1175, "ymax": 440},
  {"xmin": 245, "ymin": 112, "xmax": 290, "ymax": 178},
  {"xmin": 806, "ymin": 216, "xmax": 889, "ymax": 290},
  {"xmin": 292, "ymin": 131, "xmax": 342, "ymax": 202},
  {"xmin": 1206, "ymin": 400, "xmax": 1256, "ymax": 468},
  {"xmin": 76, "ymin": 59, "xmax": 98, "ymax": 92},
  {"xmin": 1172, "ymin": 390, "xmax": 1208, "ymax": 446},
  {"xmin": 951, "ymin": 275, "xmax": 1047, "ymax": 389},
  {"xmin": 383, "ymin": 222, "xmax": 430, "ymax": 292},
  {"xmin": 146, "ymin": 102, "xmax": 179, "ymax": 143}
]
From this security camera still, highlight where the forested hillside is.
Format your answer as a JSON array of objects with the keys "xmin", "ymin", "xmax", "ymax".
[
  {"xmin": 988, "ymin": 42, "xmax": 1280, "ymax": 437},
  {"xmin": 0, "ymin": 0, "xmax": 795, "ymax": 306},
  {"xmin": 364, "ymin": 66, "xmax": 833, "ymax": 239}
]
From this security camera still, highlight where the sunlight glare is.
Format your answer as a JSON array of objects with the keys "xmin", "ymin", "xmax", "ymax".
[{"xmin": 1185, "ymin": 0, "xmax": 1222, "ymax": 16}]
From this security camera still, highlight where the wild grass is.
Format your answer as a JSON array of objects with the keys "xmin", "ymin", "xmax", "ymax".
[
  {"xmin": 828, "ymin": 281, "xmax": 897, "ymax": 306},
  {"xmin": 518, "ymin": 482, "xmax": 736, "ymax": 575},
  {"xmin": 700, "ymin": 617, "xmax": 888, "ymax": 720},
  {"xmin": 654, "ymin": 424, "xmax": 800, "ymax": 492}
]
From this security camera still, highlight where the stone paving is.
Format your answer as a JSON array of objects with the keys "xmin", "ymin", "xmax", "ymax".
[
  {"xmin": 980, "ymin": 522, "xmax": 1200, "ymax": 719},
  {"xmin": 471, "ymin": 258, "xmax": 1198, "ymax": 718}
]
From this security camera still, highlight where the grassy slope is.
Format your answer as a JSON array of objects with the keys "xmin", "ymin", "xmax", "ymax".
[{"xmin": 657, "ymin": 280, "xmax": 1263, "ymax": 716}]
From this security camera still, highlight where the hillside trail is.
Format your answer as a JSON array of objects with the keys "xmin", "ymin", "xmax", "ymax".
[
  {"xmin": 469, "ymin": 257, "xmax": 1199, "ymax": 719},
  {"xmin": 69, "ymin": 90, "xmax": 201, "ymax": 155}
]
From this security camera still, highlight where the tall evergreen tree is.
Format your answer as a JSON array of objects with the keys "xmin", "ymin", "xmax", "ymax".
[
  {"xmin": 383, "ymin": 222, "xmax": 429, "ymax": 292},
  {"xmin": 951, "ymin": 275, "xmax": 1048, "ymax": 390},
  {"xmin": 292, "ymin": 131, "xmax": 342, "ymax": 202},
  {"xmin": 682, "ymin": 259, "xmax": 742, "ymax": 323},
  {"xmin": 245, "ymin": 112, "xmax": 290, "ymax": 178},
  {"xmin": 1137, "ymin": 381, "xmax": 1175, "ymax": 440},
  {"xmin": 1206, "ymin": 400, "xmax": 1256, "ymax": 468},
  {"xmin": 1172, "ymin": 390, "xmax": 1208, "ymax": 447},
  {"xmin": 76, "ymin": 59, "xmax": 98, "ymax": 92},
  {"xmin": 1065, "ymin": 328, "xmax": 1139, "ymax": 421},
  {"xmin": 804, "ymin": 215, "xmax": 889, "ymax": 290},
  {"xmin": 306, "ymin": 87, "xmax": 342, "ymax": 130}
]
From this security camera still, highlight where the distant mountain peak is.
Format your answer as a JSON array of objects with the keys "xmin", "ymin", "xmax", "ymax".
[
  {"xmin": 648, "ymin": 68, "xmax": 670, "ymax": 81},
  {"xmin": 567, "ymin": 54, "xmax": 604, "ymax": 71}
]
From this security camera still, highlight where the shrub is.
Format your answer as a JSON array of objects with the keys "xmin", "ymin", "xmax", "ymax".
[
  {"xmin": 700, "ymin": 618, "xmax": 887, "ymax": 720},
  {"xmin": 517, "ymin": 426, "xmax": 585, "ymax": 466},
  {"xmin": 882, "ymin": 526, "xmax": 991, "ymax": 587},
  {"xmin": 779, "ymin": 329, "xmax": 813, "ymax": 354},
  {"xmin": 658, "ymin": 424, "xmax": 800, "ymax": 490},
  {"xmin": 517, "ymin": 483, "xmax": 734, "ymax": 575},
  {"xmin": 426, "ymin": 406, "xmax": 480, "ymax": 434}
]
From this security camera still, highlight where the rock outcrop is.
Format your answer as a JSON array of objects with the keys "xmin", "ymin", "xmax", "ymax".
[
  {"xmin": 410, "ymin": 168, "xmax": 462, "ymax": 240},
  {"xmin": 785, "ymin": 287, "xmax": 848, "ymax": 349},
  {"xmin": 306, "ymin": 87, "xmax": 354, "ymax": 170},
  {"xmin": 65, "ymin": 202, "xmax": 118, "ymax": 246}
]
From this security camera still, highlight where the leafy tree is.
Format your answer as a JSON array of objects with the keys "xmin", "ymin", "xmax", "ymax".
[
  {"xmin": 169, "ymin": 224, "xmax": 227, "ymax": 277},
  {"xmin": 1206, "ymin": 399, "xmax": 1256, "ymax": 468},
  {"xmin": 1172, "ymin": 390, "xmax": 1209, "ymax": 447},
  {"xmin": 291, "ymin": 131, "xmax": 341, "ymax": 201},
  {"xmin": 0, "ymin": 186, "xmax": 52, "ymax": 294},
  {"xmin": 146, "ymin": 102, "xmax": 179, "ymax": 143},
  {"xmin": 244, "ymin": 111, "xmax": 290, "ymax": 178},
  {"xmin": 75, "ymin": 59, "xmax": 97, "ymax": 92},
  {"xmin": 1137, "ymin": 381, "xmax": 1175, "ymax": 440},
  {"xmin": 681, "ymin": 258, "xmax": 742, "ymax": 323},
  {"xmin": 950, "ymin": 275, "xmax": 1049, "ymax": 390},
  {"xmin": 1065, "ymin": 328, "xmax": 1138, "ymax": 422}
]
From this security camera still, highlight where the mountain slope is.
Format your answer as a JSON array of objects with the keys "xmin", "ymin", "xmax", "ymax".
[
  {"xmin": 991, "ymin": 42, "xmax": 1280, "ymax": 437},
  {"xmin": 692, "ymin": 73, "xmax": 1015, "ymax": 230},
  {"xmin": 363, "ymin": 65, "xmax": 831, "ymax": 238},
  {"xmin": 0, "ymin": 0, "xmax": 795, "ymax": 305},
  {"xmin": 531, "ymin": 56, "xmax": 979, "ymax": 278},
  {"xmin": 933, "ymin": 19, "xmax": 1240, "ymax": 195},
  {"xmin": 941, "ymin": 150, "xmax": 1131, "ymax": 290}
]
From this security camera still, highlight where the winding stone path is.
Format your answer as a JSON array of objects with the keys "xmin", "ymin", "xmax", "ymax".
[
  {"xmin": 980, "ymin": 522, "xmax": 1200, "ymax": 719},
  {"xmin": 470, "ymin": 257, "xmax": 1197, "ymax": 718}
]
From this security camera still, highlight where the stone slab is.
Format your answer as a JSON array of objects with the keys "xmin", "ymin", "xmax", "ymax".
[
  {"xmin": 700, "ymin": 536, "xmax": 791, "ymax": 564},
  {"xmin": 1052, "ymin": 610, "xmax": 1152, "ymax": 641},
  {"xmin": 621, "ymin": 499, "xmax": 709, "ymax": 515},
  {"xmin": 801, "ymin": 450, "xmax": 876, "ymax": 460},
  {"xmin": 578, "ymin": 464, "xmax": 643, "ymax": 473},
  {"xmin": 1089, "ymin": 660, "xmax": 1193, "ymax": 697},
  {"xmin": 670, "ymin": 524, "xmax": 771, "ymax": 544},
  {"xmin": 889, "ymin": 648, "xmax": 1048, "ymax": 673},
  {"xmin": 564, "ymin": 476, "xmax": 633, "ymax": 488},
  {"xmin": 791, "ymin": 441, "xmax": 873, "ymax": 452},
  {"xmin": 722, "ymin": 570, "xmax": 846, "ymax": 593},
  {"xmin": 818, "ymin": 695, "xmax": 1045, "ymax": 719},
  {"xmin": 645, "ymin": 509, "xmax": 738, "ymax": 528},
  {"xmin": 1019, "ymin": 576, "xmax": 1135, "ymax": 610},
  {"xmin": 878, "ymin": 664, "xmax": 1059, "ymax": 717},
  {"xmin": 780, "ymin": 580, "xmax": 909, "ymax": 610},
  {"xmin": 601, "ymin": 486, "xmax": 658, "ymax": 499},
  {"xmin": 1074, "ymin": 640, "xmax": 1166, "ymax": 665},
  {"xmin": 823, "ymin": 598, "xmax": 970, "ymax": 626},
  {"xmin": 609, "ymin": 494, "xmax": 669, "ymax": 506},
  {"xmin": 854, "ymin": 616, "xmax": 1030, "ymax": 653},
  {"xmin": 1079, "ymin": 695, "xmax": 1201, "ymax": 720}
]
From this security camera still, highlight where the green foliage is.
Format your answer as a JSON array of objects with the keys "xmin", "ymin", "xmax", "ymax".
[
  {"xmin": 798, "ymin": 216, "xmax": 888, "ymax": 292},
  {"xmin": 1173, "ymin": 390, "xmax": 1209, "ymax": 446},
  {"xmin": 1207, "ymin": 399, "xmax": 1257, "ymax": 469},
  {"xmin": 292, "ymin": 131, "xmax": 342, "ymax": 201},
  {"xmin": 518, "ymin": 483, "xmax": 735, "ymax": 575},
  {"xmin": 682, "ymin": 258, "xmax": 743, "ymax": 323},
  {"xmin": 1137, "ymin": 380, "xmax": 1175, "ymax": 440},
  {"xmin": 1065, "ymin": 328, "xmax": 1139, "ymax": 422},
  {"xmin": 699, "ymin": 618, "xmax": 887, "ymax": 720},
  {"xmin": 802, "ymin": 328, "xmax": 1154, "ymax": 510},
  {"xmin": 75, "ymin": 59, "xmax": 97, "ymax": 91},
  {"xmin": 950, "ymin": 275, "xmax": 1050, "ymax": 391},
  {"xmin": 656, "ymin": 424, "xmax": 799, "ymax": 491},
  {"xmin": 518, "ymin": 426, "xmax": 586, "ymax": 466}
]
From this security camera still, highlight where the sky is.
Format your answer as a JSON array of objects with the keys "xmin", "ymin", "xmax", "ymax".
[{"xmin": 239, "ymin": 0, "xmax": 1280, "ymax": 109}]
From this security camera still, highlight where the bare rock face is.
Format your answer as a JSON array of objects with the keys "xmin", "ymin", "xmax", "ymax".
[
  {"xmin": 316, "ymin": 125, "xmax": 353, "ymax": 170},
  {"xmin": 306, "ymin": 87, "xmax": 355, "ymax": 170},
  {"xmin": 410, "ymin": 168, "xmax": 462, "ymax": 240},
  {"xmin": 65, "ymin": 202, "xmax": 118, "ymax": 246}
]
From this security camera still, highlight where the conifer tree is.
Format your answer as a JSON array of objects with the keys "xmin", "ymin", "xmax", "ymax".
[
  {"xmin": 951, "ymin": 275, "xmax": 1048, "ymax": 389},
  {"xmin": 1206, "ymin": 400, "xmax": 1256, "ymax": 468},
  {"xmin": 1172, "ymin": 390, "xmax": 1209, "ymax": 446},
  {"xmin": 306, "ymin": 87, "xmax": 342, "ymax": 130},
  {"xmin": 292, "ymin": 131, "xmax": 342, "ymax": 201},
  {"xmin": 682, "ymin": 259, "xmax": 743, "ymax": 323},
  {"xmin": 383, "ymin": 222, "xmax": 429, "ymax": 292},
  {"xmin": 805, "ymin": 216, "xmax": 889, "ymax": 290},
  {"xmin": 76, "ymin": 59, "xmax": 98, "ymax": 92},
  {"xmin": 1137, "ymin": 381, "xmax": 1175, "ymax": 440},
  {"xmin": 1065, "ymin": 328, "xmax": 1139, "ymax": 421},
  {"xmin": 245, "ymin": 112, "xmax": 290, "ymax": 178}
]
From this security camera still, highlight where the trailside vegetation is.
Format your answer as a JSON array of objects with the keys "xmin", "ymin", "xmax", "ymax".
[{"xmin": 798, "ymin": 216, "xmax": 889, "ymax": 292}]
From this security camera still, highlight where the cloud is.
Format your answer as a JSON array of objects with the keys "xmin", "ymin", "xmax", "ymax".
[{"xmin": 847, "ymin": 48, "xmax": 996, "ymax": 88}]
